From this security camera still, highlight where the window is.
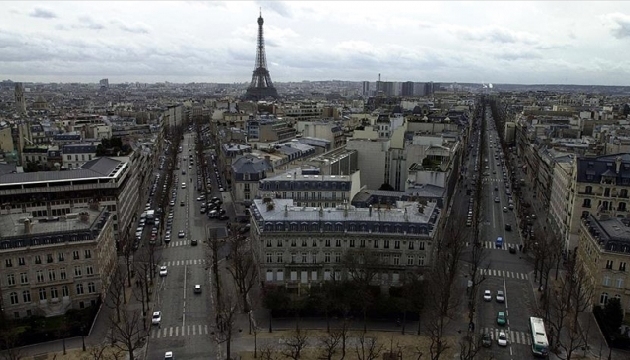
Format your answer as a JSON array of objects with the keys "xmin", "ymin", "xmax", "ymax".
[
  {"xmin": 600, "ymin": 292, "xmax": 609, "ymax": 305},
  {"xmin": 57, "ymin": 252, "xmax": 64, "ymax": 262},
  {"xmin": 606, "ymin": 260, "xmax": 613, "ymax": 269},
  {"xmin": 302, "ymin": 239, "xmax": 307, "ymax": 247},
  {"xmin": 620, "ymin": 262, "xmax": 627, "ymax": 271},
  {"xmin": 394, "ymin": 240, "xmax": 400, "ymax": 249},
  {"xmin": 48, "ymin": 269, "xmax": 56, "ymax": 281},
  {"xmin": 311, "ymin": 253, "xmax": 317, "ymax": 263},
  {"xmin": 384, "ymin": 240, "xmax": 390, "ymax": 249},
  {"xmin": 266, "ymin": 239, "xmax": 272, "ymax": 248},
  {"xmin": 582, "ymin": 199, "xmax": 591, "ymax": 208},
  {"xmin": 39, "ymin": 288, "xmax": 47, "ymax": 300},
  {"xmin": 7, "ymin": 274, "xmax": 15, "ymax": 286},
  {"xmin": 374, "ymin": 240, "xmax": 379, "ymax": 249},
  {"xmin": 393, "ymin": 255, "xmax": 400, "ymax": 265},
  {"xmin": 290, "ymin": 239, "xmax": 296, "ymax": 247},
  {"xmin": 18, "ymin": 257, "xmax": 25, "ymax": 266},
  {"xmin": 325, "ymin": 253, "xmax": 331, "ymax": 263},
  {"xmin": 335, "ymin": 253, "xmax": 341, "ymax": 263},
  {"xmin": 9, "ymin": 292, "xmax": 18, "ymax": 305},
  {"xmin": 84, "ymin": 250, "xmax": 91, "ymax": 259},
  {"xmin": 302, "ymin": 253, "xmax": 307, "ymax": 263},
  {"xmin": 76, "ymin": 284, "xmax": 84, "ymax": 295},
  {"xmin": 86, "ymin": 266, "xmax": 94, "ymax": 276},
  {"xmin": 50, "ymin": 287, "xmax": 58, "ymax": 299},
  {"xmin": 325, "ymin": 239, "xmax": 330, "ymax": 247},
  {"xmin": 5, "ymin": 259, "xmax": 12, "ymax": 267},
  {"xmin": 36, "ymin": 270, "xmax": 44, "ymax": 283},
  {"xmin": 88, "ymin": 282, "xmax": 96, "ymax": 293},
  {"xmin": 35, "ymin": 255, "xmax": 41, "ymax": 264},
  {"xmin": 266, "ymin": 253, "xmax": 273, "ymax": 263},
  {"xmin": 360, "ymin": 240, "xmax": 366, "ymax": 248},
  {"xmin": 62, "ymin": 286, "xmax": 69, "ymax": 297},
  {"xmin": 47, "ymin": 254, "xmax": 53, "ymax": 263},
  {"xmin": 335, "ymin": 239, "xmax": 341, "ymax": 247},
  {"xmin": 419, "ymin": 242, "xmax": 425, "ymax": 250},
  {"xmin": 407, "ymin": 256, "xmax": 414, "ymax": 265},
  {"xmin": 616, "ymin": 278, "xmax": 624, "ymax": 289},
  {"xmin": 603, "ymin": 276, "xmax": 611, "ymax": 286},
  {"xmin": 22, "ymin": 290, "xmax": 31, "ymax": 303},
  {"xmin": 20, "ymin": 273, "xmax": 28, "ymax": 284},
  {"xmin": 277, "ymin": 239, "xmax": 282, "ymax": 247},
  {"xmin": 585, "ymin": 186, "xmax": 593, "ymax": 194},
  {"xmin": 73, "ymin": 251, "xmax": 80, "ymax": 260},
  {"xmin": 418, "ymin": 256, "xmax": 425, "ymax": 266},
  {"xmin": 60, "ymin": 268, "xmax": 67, "ymax": 280},
  {"xmin": 276, "ymin": 252, "xmax": 283, "ymax": 263},
  {"xmin": 350, "ymin": 239, "xmax": 355, "ymax": 247},
  {"xmin": 290, "ymin": 253, "xmax": 296, "ymax": 263},
  {"xmin": 409, "ymin": 241, "xmax": 415, "ymax": 250},
  {"xmin": 74, "ymin": 266, "xmax": 82, "ymax": 277}
]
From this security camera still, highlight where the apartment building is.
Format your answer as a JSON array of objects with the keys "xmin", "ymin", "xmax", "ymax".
[
  {"xmin": 578, "ymin": 214, "xmax": 630, "ymax": 316},
  {"xmin": 548, "ymin": 160, "xmax": 574, "ymax": 251},
  {"xmin": 0, "ymin": 156, "xmax": 138, "ymax": 251},
  {"xmin": 258, "ymin": 168, "xmax": 362, "ymax": 208},
  {"xmin": 0, "ymin": 208, "xmax": 116, "ymax": 318},
  {"xmin": 568, "ymin": 154, "xmax": 630, "ymax": 252},
  {"xmin": 231, "ymin": 154, "xmax": 273, "ymax": 203},
  {"xmin": 62, "ymin": 144, "xmax": 97, "ymax": 169},
  {"xmin": 247, "ymin": 118, "xmax": 296, "ymax": 143},
  {"xmin": 250, "ymin": 198, "xmax": 440, "ymax": 293}
]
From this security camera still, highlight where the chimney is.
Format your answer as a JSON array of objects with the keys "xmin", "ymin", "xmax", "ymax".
[
  {"xmin": 24, "ymin": 219, "xmax": 31, "ymax": 234},
  {"xmin": 616, "ymin": 156, "xmax": 622, "ymax": 174},
  {"xmin": 369, "ymin": 205, "xmax": 373, "ymax": 217}
]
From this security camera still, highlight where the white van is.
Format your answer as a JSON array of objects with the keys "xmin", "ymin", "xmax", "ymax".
[{"xmin": 181, "ymin": 182, "xmax": 186, "ymax": 189}]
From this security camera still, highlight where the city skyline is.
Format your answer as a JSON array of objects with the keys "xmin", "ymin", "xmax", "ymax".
[{"xmin": 1, "ymin": 1, "xmax": 630, "ymax": 86}]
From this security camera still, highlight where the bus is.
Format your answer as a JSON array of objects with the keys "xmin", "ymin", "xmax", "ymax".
[{"xmin": 529, "ymin": 316, "xmax": 549, "ymax": 357}]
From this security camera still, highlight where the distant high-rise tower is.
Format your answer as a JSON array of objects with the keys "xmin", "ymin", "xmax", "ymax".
[
  {"xmin": 99, "ymin": 78, "xmax": 109, "ymax": 90},
  {"xmin": 14, "ymin": 83, "xmax": 26, "ymax": 116},
  {"xmin": 244, "ymin": 11, "xmax": 279, "ymax": 101}
]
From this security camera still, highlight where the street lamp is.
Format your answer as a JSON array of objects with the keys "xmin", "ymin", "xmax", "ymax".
[{"xmin": 81, "ymin": 325, "xmax": 86, "ymax": 351}]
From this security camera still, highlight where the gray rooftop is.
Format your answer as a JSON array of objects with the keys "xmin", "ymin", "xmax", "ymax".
[
  {"xmin": 0, "ymin": 157, "xmax": 126, "ymax": 186},
  {"xmin": 583, "ymin": 214, "xmax": 630, "ymax": 254},
  {"xmin": 63, "ymin": 143, "xmax": 97, "ymax": 154}
]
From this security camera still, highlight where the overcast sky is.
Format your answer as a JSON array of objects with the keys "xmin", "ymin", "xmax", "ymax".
[{"xmin": 1, "ymin": 1, "xmax": 630, "ymax": 85}]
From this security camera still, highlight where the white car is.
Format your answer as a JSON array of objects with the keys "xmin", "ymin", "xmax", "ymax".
[
  {"xmin": 152, "ymin": 311, "xmax": 161, "ymax": 325},
  {"xmin": 483, "ymin": 290, "xmax": 492, "ymax": 302},
  {"xmin": 496, "ymin": 290, "xmax": 505, "ymax": 303},
  {"xmin": 178, "ymin": 230, "xmax": 185, "ymax": 238},
  {"xmin": 159, "ymin": 266, "xmax": 168, "ymax": 277},
  {"xmin": 194, "ymin": 284, "xmax": 202, "ymax": 294},
  {"xmin": 164, "ymin": 351, "xmax": 173, "ymax": 360},
  {"xmin": 497, "ymin": 330, "xmax": 508, "ymax": 346}
]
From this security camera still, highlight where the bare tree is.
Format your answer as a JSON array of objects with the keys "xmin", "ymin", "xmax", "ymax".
[
  {"xmin": 555, "ymin": 254, "xmax": 593, "ymax": 360},
  {"xmin": 259, "ymin": 344, "xmax": 281, "ymax": 360},
  {"xmin": 0, "ymin": 327, "xmax": 23, "ymax": 360},
  {"xmin": 318, "ymin": 329, "xmax": 341, "ymax": 360},
  {"xmin": 354, "ymin": 333, "xmax": 384, "ymax": 360},
  {"xmin": 336, "ymin": 318, "xmax": 352, "ymax": 360},
  {"xmin": 458, "ymin": 333, "xmax": 484, "ymax": 360},
  {"xmin": 214, "ymin": 293, "xmax": 239, "ymax": 360},
  {"xmin": 83, "ymin": 343, "xmax": 124, "ymax": 360},
  {"xmin": 106, "ymin": 267, "xmax": 127, "ymax": 324},
  {"xmin": 225, "ymin": 230, "xmax": 258, "ymax": 313},
  {"xmin": 342, "ymin": 248, "xmax": 382, "ymax": 333},
  {"xmin": 207, "ymin": 228, "xmax": 222, "ymax": 313},
  {"xmin": 281, "ymin": 327, "xmax": 309, "ymax": 360},
  {"xmin": 109, "ymin": 309, "xmax": 146, "ymax": 360},
  {"xmin": 427, "ymin": 224, "xmax": 467, "ymax": 360}
]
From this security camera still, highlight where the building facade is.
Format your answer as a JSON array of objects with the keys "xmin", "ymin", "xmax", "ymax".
[
  {"xmin": 0, "ymin": 208, "xmax": 116, "ymax": 318},
  {"xmin": 250, "ymin": 198, "xmax": 441, "ymax": 293},
  {"xmin": 578, "ymin": 214, "xmax": 630, "ymax": 316}
]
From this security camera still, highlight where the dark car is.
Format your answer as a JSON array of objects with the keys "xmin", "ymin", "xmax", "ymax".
[
  {"xmin": 482, "ymin": 332, "xmax": 492, "ymax": 347},
  {"xmin": 191, "ymin": 239, "xmax": 198, "ymax": 246},
  {"xmin": 218, "ymin": 214, "xmax": 229, "ymax": 221},
  {"xmin": 508, "ymin": 244, "xmax": 516, "ymax": 254},
  {"xmin": 504, "ymin": 224, "xmax": 512, "ymax": 231}
]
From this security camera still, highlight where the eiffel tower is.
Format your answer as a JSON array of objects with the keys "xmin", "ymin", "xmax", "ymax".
[{"xmin": 244, "ymin": 11, "xmax": 279, "ymax": 101}]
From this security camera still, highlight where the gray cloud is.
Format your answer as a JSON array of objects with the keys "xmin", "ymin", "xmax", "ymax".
[
  {"xmin": 74, "ymin": 16, "xmax": 105, "ymax": 30},
  {"xmin": 110, "ymin": 20, "xmax": 150, "ymax": 34},
  {"xmin": 29, "ymin": 7, "xmax": 57, "ymax": 19},
  {"xmin": 259, "ymin": 0, "xmax": 292, "ymax": 18},
  {"xmin": 605, "ymin": 12, "xmax": 630, "ymax": 38},
  {"xmin": 454, "ymin": 26, "xmax": 538, "ymax": 45}
]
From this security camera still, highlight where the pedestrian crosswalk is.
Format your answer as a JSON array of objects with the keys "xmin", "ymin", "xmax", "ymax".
[
  {"xmin": 480, "ymin": 241, "xmax": 514, "ymax": 250},
  {"xmin": 166, "ymin": 240, "xmax": 191, "ymax": 247},
  {"xmin": 483, "ymin": 327, "xmax": 531, "ymax": 345},
  {"xmin": 150, "ymin": 324, "xmax": 210, "ymax": 339},
  {"xmin": 483, "ymin": 178, "xmax": 504, "ymax": 183},
  {"xmin": 161, "ymin": 259, "xmax": 207, "ymax": 267},
  {"xmin": 477, "ymin": 268, "xmax": 529, "ymax": 280}
]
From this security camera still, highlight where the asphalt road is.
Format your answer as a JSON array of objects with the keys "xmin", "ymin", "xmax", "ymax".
[
  {"xmin": 146, "ymin": 132, "xmax": 229, "ymax": 360},
  {"xmin": 474, "ymin": 109, "xmax": 540, "ymax": 360}
]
